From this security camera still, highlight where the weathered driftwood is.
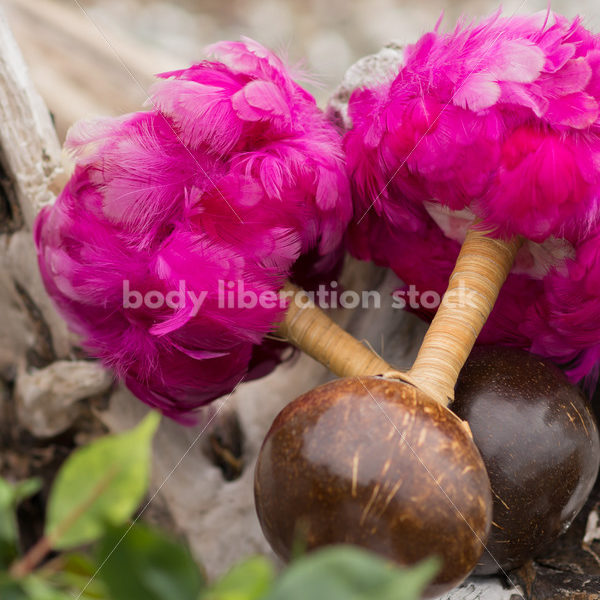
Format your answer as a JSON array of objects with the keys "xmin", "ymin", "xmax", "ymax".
[
  {"xmin": 0, "ymin": 9, "xmax": 118, "ymax": 557},
  {"xmin": 4, "ymin": 0, "xmax": 185, "ymax": 140},
  {"xmin": 0, "ymin": 8, "xmax": 71, "ymax": 379}
]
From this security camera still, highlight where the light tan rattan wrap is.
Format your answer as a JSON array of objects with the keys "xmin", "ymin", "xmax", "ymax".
[
  {"xmin": 276, "ymin": 282, "xmax": 392, "ymax": 377},
  {"xmin": 407, "ymin": 229, "xmax": 521, "ymax": 406}
]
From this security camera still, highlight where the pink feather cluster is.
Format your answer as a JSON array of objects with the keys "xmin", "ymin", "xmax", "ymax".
[
  {"xmin": 344, "ymin": 11, "xmax": 600, "ymax": 383},
  {"xmin": 35, "ymin": 39, "xmax": 351, "ymax": 422}
]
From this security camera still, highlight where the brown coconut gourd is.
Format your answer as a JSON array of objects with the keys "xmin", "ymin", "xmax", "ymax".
[
  {"xmin": 255, "ymin": 376, "xmax": 491, "ymax": 597},
  {"xmin": 452, "ymin": 346, "xmax": 600, "ymax": 575}
]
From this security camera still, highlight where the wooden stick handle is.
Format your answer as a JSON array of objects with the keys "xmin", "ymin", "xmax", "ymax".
[
  {"xmin": 408, "ymin": 228, "xmax": 521, "ymax": 406},
  {"xmin": 277, "ymin": 282, "xmax": 392, "ymax": 378}
]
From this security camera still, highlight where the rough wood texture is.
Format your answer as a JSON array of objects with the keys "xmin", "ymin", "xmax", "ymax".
[
  {"xmin": 3, "ymin": 0, "xmax": 184, "ymax": 141},
  {"xmin": 0, "ymin": 9, "xmax": 71, "ymax": 381},
  {"xmin": 0, "ymin": 11, "xmax": 117, "ymax": 543}
]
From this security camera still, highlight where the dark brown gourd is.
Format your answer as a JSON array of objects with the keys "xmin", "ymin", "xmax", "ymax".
[{"xmin": 452, "ymin": 346, "xmax": 600, "ymax": 575}]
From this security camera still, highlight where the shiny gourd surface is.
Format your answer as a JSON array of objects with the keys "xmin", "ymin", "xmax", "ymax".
[
  {"xmin": 255, "ymin": 377, "xmax": 492, "ymax": 598},
  {"xmin": 452, "ymin": 346, "xmax": 600, "ymax": 574}
]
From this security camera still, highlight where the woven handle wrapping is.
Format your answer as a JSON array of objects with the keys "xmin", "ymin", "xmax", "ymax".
[
  {"xmin": 277, "ymin": 282, "xmax": 392, "ymax": 377},
  {"xmin": 407, "ymin": 229, "xmax": 521, "ymax": 406}
]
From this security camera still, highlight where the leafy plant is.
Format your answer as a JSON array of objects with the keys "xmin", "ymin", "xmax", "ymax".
[
  {"xmin": 0, "ymin": 412, "xmax": 438, "ymax": 600},
  {"xmin": 265, "ymin": 547, "xmax": 438, "ymax": 600},
  {"xmin": 46, "ymin": 412, "xmax": 159, "ymax": 549},
  {"xmin": 0, "ymin": 478, "xmax": 41, "ymax": 568}
]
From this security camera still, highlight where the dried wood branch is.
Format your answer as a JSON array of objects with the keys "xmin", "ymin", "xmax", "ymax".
[{"xmin": 0, "ymin": 8, "xmax": 71, "ymax": 379}]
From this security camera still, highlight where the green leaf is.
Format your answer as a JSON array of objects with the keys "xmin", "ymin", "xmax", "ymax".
[
  {"xmin": 45, "ymin": 412, "xmax": 160, "ymax": 549},
  {"xmin": 0, "ymin": 574, "xmax": 72, "ymax": 600},
  {"xmin": 0, "ymin": 477, "xmax": 41, "ymax": 568},
  {"xmin": 20, "ymin": 577, "xmax": 74, "ymax": 600},
  {"xmin": 264, "ymin": 546, "xmax": 439, "ymax": 600},
  {"xmin": 96, "ymin": 523, "xmax": 204, "ymax": 600},
  {"xmin": 11, "ymin": 480, "xmax": 43, "ymax": 505},
  {"xmin": 0, "ymin": 574, "xmax": 28, "ymax": 600},
  {"xmin": 201, "ymin": 556, "xmax": 275, "ymax": 600}
]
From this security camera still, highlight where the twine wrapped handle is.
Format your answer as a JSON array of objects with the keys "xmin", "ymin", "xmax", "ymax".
[
  {"xmin": 407, "ymin": 228, "xmax": 521, "ymax": 406},
  {"xmin": 276, "ymin": 282, "xmax": 391, "ymax": 377}
]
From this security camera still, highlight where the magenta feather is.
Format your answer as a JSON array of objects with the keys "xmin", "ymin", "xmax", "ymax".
[
  {"xmin": 343, "ymin": 11, "xmax": 600, "ymax": 385},
  {"xmin": 35, "ymin": 39, "xmax": 351, "ymax": 423}
]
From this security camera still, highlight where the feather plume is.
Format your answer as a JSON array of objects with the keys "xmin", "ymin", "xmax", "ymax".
[
  {"xmin": 341, "ymin": 11, "xmax": 600, "ymax": 384},
  {"xmin": 35, "ymin": 39, "xmax": 351, "ymax": 422}
]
